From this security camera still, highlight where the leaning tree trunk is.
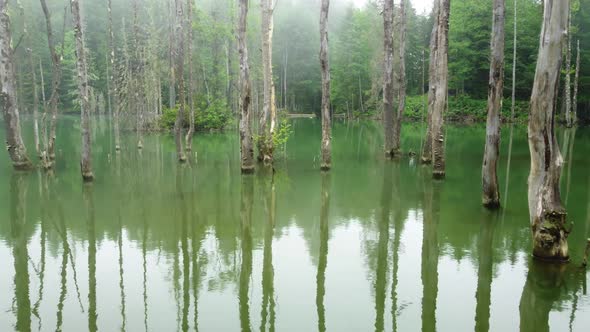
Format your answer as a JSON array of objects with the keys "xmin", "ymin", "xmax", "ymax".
[
  {"xmin": 108, "ymin": 0, "xmax": 120, "ymax": 151},
  {"xmin": 572, "ymin": 40, "xmax": 579, "ymax": 125},
  {"xmin": 320, "ymin": 0, "xmax": 331, "ymax": 170},
  {"xmin": 527, "ymin": 0, "xmax": 570, "ymax": 262},
  {"xmin": 430, "ymin": 0, "xmax": 450, "ymax": 179},
  {"xmin": 238, "ymin": 0, "xmax": 254, "ymax": 173},
  {"xmin": 482, "ymin": 0, "xmax": 506, "ymax": 208},
  {"xmin": 71, "ymin": 0, "xmax": 94, "ymax": 181},
  {"xmin": 564, "ymin": 9, "xmax": 572, "ymax": 127},
  {"xmin": 173, "ymin": 0, "xmax": 186, "ymax": 162},
  {"xmin": 40, "ymin": 0, "xmax": 63, "ymax": 167},
  {"xmin": 383, "ymin": 0, "xmax": 395, "ymax": 158},
  {"xmin": 0, "ymin": 0, "xmax": 33, "ymax": 170},
  {"xmin": 184, "ymin": 0, "xmax": 195, "ymax": 152},
  {"xmin": 421, "ymin": 0, "xmax": 440, "ymax": 164},
  {"xmin": 392, "ymin": 0, "xmax": 407, "ymax": 156},
  {"xmin": 258, "ymin": 0, "xmax": 277, "ymax": 164}
]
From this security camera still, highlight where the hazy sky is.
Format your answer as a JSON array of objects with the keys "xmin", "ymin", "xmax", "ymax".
[{"xmin": 352, "ymin": 0, "xmax": 434, "ymax": 14}]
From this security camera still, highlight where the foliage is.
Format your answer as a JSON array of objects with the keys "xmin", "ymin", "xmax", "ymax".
[
  {"xmin": 404, "ymin": 95, "xmax": 529, "ymax": 123},
  {"xmin": 159, "ymin": 99, "xmax": 232, "ymax": 132}
]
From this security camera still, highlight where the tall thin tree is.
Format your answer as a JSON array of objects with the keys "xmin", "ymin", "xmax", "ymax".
[
  {"xmin": 564, "ymin": 9, "xmax": 573, "ymax": 127},
  {"xmin": 430, "ymin": 0, "xmax": 450, "ymax": 179},
  {"xmin": 482, "ymin": 0, "xmax": 506, "ymax": 208},
  {"xmin": 421, "ymin": 0, "xmax": 440, "ymax": 164},
  {"xmin": 383, "ymin": 0, "xmax": 394, "ymax": 158},
  {"xmin": 184, "ymin": 0, "xmax": 195, "ymax": 152},
  {"xmin": 320, "ymin": 0, "xmax": 331, "ymax": 170},
  {"xmin": 238, "ymin": 0, "xmax": 254, "ymax": 173},
  {"xmin": 174, "ymin": 0, "xmax": 187, "ymax": 162},
  {"xmin": 71, "ymin": 0, "xmax": 93, "ymax": 181},
  {"xmin": 108, "ymin": 0, "xmax": 120, "ymax": 151},
  {"xmin": 392, "ymin": 0, "xmax": 407, "ymax": 156},
  {"xmin": 258, "ymin": 0, "xmax": 277, "ymax": 164},
  {"xmin": 0, "ymin": 0, "xmax": 33, "ymax": 170},
  {"xmin": 527, "ymin": 0, "xmax": 570, "ymax": 261},
  {"xmin": 572, "ymin": 39, "xmax": 580, "ymax": 125},
  {"xmin": 510, "ymin": 0, "xmax": 517, "ymax": 122}
]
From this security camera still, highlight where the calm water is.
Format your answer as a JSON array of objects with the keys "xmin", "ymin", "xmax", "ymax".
[{"xmin": 1, "ymin": 117, "xmax": 589, "ymax": 332}]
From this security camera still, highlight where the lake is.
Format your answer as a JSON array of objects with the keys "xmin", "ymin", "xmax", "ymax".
[{"xmin": 1, "ymin": 116, "xmax": 589, "ymax": 331}]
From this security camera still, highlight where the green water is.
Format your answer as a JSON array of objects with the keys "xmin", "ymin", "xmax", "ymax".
[{"xmin": 1, "ymin": 117, "xmax": 589, "ymax": 332}]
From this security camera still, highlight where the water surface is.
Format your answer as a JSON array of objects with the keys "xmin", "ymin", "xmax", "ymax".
[{"xmin": 1, "ymin": 117, "xmax": 589, "ymax": 331}]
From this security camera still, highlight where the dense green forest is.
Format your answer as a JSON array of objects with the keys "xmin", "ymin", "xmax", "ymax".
[{"xmin": 5, "ymin": 0, "xmax": 589, "ymax": 125}]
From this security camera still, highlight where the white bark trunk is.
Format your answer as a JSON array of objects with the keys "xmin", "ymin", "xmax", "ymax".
[
  {"xmin": 238, "ymin": 0, "xmax": 254, "ymax": 173},
  {"xmin": 173, "ymin": 0, "xmax": 186, "ymax": 162},
  {"xmin": 320, "ymin": 0, "xmax": 331, "ymax": 170},
  {"xmin": 258, "ymin": 0, "xmax": 276, "ymax": 164},
  {"xmin": 383, "ymin": 0, "xmax": 394, "ymax": 157},
  {"xmin": 527, "ymin": 0, "xmax": 570, "ymax": 261}
]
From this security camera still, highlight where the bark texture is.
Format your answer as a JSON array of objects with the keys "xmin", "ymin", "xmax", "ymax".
[
  {"xmin": 0, "ymin": 0, "xmax": 33, "ymax": 170},
  {"xmin": 258, "ymin": 0, "xmax": 277, "ymax": 164},
  {"xmin": 482, "ymin": 0, "xmax": 505, "ymax": 208},
  {"xmin": 71, "ymin": 0, "xmax": 94, "ymax": 181},
  {"xmin": 238, "ymin": 0, "xmax": 254, "ymax": 173},
  {"xmin": 510, "ymin": 0, "xmax": 516, "ymax": 122},
  {"xmin": 383, "ymin": 0, "xmax": 395, "ymax": 158},
  {"xmin": 320, "ymin": 0, "xmax": 331, "ymax": 170},
  {"xmin": 185, "ymin": 0, "xmax": 195, "ymax": 152},
  {"xmin": 173, "ymin": 0, "xmax": 186, "ymax": 162},
  {"xmin": 430, "ymin": 0, "xmax": 450, "ymax": 179},
  {"xmin": 392, "ymin": 0, "xmax": 407, "ymax": 156},
  {"xmin": 40, "ymin": 0, "xmax": 62, "ymax": 167},
  {"xmin": 108, "ymin": 0, "xmax": 120, "ymax": 151},
  {"xmin": 421, "ymin": 0, "xmax": 440, "ymax": 164},
  {"xmin": 527, "ymin": 0, "xmax": 570, "ymax": 261}
]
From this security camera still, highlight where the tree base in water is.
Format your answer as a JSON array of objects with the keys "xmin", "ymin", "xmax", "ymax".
[
  {"xmin": 82, "ymin": 172, "xmax": 94, "ymax": 182},
  {"xmin": 241, "ymin": 166, "xmax": 255, "ymax": 174},
  {"xmin": 320, "ymin": 164, "xmax": 331, "ymax": 171},
  {"xmin": 483, "ymin": 198, "xmax": 500, "ymax": 209},
  {"xmin": 531, "ymin": 211, "xmax": 569, "ymax": 262},
  {"xmin": 433, "ymin": 171, "xmax": 445, "ymax": 179},
  {"xmin": 13, "ymin": 161, "xmax": 33, "ymax": 171},
  {"xmin": 420, "ymin": 158, "xmax": 432, "ymax": 165}
]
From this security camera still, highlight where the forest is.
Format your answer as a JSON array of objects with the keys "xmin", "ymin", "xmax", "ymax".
[{"xmin": 1, "ymin": 0, "xmax": 590, "ymax": 331}]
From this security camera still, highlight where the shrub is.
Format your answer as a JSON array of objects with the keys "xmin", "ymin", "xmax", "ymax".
[{"xmin": 159, "ymin": 98, "xmax": 233, "ymax": 131}]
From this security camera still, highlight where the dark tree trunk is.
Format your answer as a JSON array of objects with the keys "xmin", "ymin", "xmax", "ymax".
[
  {"xmin": 320, "ymin": 0, "xmax": 331, "ymax": 170},
  {"xmin": 383, "ymin": 0, "xmax": 395, "ymax": 157},
  {"xmin": 238, "ymin": 0, "xmax": 254, "ymax": 173}
]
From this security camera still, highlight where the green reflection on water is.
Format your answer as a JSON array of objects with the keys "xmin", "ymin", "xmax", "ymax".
[{"xmin": 0, "ymin": 117, "xmax": 589, "ymax": 331}]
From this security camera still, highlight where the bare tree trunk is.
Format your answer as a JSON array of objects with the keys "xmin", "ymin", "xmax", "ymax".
[
  {"xmin": 238, "ymin": 0, "xmax": 254, "ymax": 173},
  {"xmin": 430, "ymin": 0, "xmax": 450, "ymax": 179},
  {"xmin": 392, "ymin": 0, "xmax": 407, "ymax": 156},
  {"xmin": 185, "ymin": 0, "xmax": 195, "ymax": 152},
  {"xmin": 39, "ymin": 0, "xmax": 65, "ymax": 167},
  {"xmin": 173, "ymin": 0, "xmax": 186, "ymax": 162},
  {"xmin": 383, "ymin": 0, "xmax": 394, "ymax": 158},
  {"xmin": 133, "ymin": 0, "xmax": 144, "ymax": 149},
  {"xmin": 284, "ymin": 47, "xmax": 288, "ymax": 110},
  {"xmin": 482, "ymin": 0, "xmax": 505, "ymax": 208},
  {"xmin": 421, "ymin": 0, "xmax": 440, "ymax": 164},
  {"xmin": 71, "ymin": 0, "xmax": 94, "ymax": 181},
  {"xmin": 0, "ymin": 0, "xmax": 33, "ymax": 170},
  {"xmin": 573, "ymin": 40, "xmax": 579, "ymax": 125},
  {"xmin": 258, "ymin": 0, "xmax": 277, "ymax": 164},
  {"xmin": 320, "ymin": 0, "xmax": 331, "ymax": 170},
  {"xmin": 510, "ymin": 0, "xmax": 517, "ymax": 122},
  {"xmin": 108, "ymin": 0, "xmax": 121, "ymax": 151},
  {"xmin": 168, "ymin": 0, "xmax": 176, "ymax": 110},
  {"xmin": 527, "ymin": 0, "xmax": 569, "ymax": 261}
]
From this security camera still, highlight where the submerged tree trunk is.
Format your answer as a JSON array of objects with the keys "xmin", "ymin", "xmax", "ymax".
[
  {"xmin": 0, "ymin": 0, "xmax": 33, "ymax": 170},
  {"xmin": 383, "ymin": 0, "xmax": 395, "ymax": 158},
  {"xmin": 174, "ymin": 0, "xmax": 186, "ymax": 162},
  {"xmin": 108, "ymin": 0, "xmax": 120, "ymax": 151},
  {"xmin": 40, "ymin": 0, "xmax": 63, "ymax": 167},
  {"xmin": 71, "ymin": 0, "xmax": 94, "ymax": 181},
  {"xmin": 430, "ymin": 0, "xmax": 450, "ymax": 179},
  {"xmin": 421, "ymin": 0, "xmax": 440, "ymax": 164},
  {"xmin": 238, "ymin": 0, "xmax": 254, "ymax": 173},
  {"xmin": 258, "ymin": 0, "xmax": 277, "ymax": 164},
  {"xmin": 527, "ymin": 0, "xmax": 569, "ymax": 261},
  {"xmin": 572, "ymin": 40, "xmax": 579, "ymax": 125},
  {"xmin": 320, "ymin": 0, "xmax": 331, "ymax": 170},
  {"xmin": 184, "ymin": 0, "xmax": 195, "ymax": 152},
  {"xmin": 564, "ymin": 9, "xmax": 572, "ymax": 127},
  {"xmin": 392, "ymin": 0, "xmax": 407, "ymax": 156},
  {"xmin": 482, "ymin": 0, "xmax": 505, "ymax": 208}
]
